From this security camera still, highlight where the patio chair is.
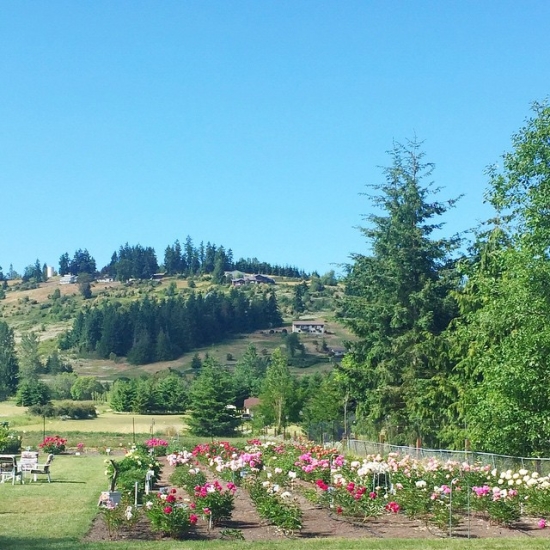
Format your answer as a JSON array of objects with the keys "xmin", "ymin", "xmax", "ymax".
[{"xmin": 29, "ymin": 453, "xmax": 54, "ymax": 483}]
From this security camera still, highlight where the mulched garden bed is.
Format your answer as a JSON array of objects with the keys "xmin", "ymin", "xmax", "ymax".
[{"xmin": 83, "ymin": 456, "xmax": 550, "ymax": 542}]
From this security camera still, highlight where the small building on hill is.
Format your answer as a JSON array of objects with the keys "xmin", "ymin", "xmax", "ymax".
[
  {"xmin": 291, "ymin": 320, "xmax": 325, "ymax": 334},
  {"xmin": 229, "ymin": 274, "xmax": 276, "ymax": 287},
  {"xmin": 59, "ymin": 274, "xmax": 77, "ymax": 284}
]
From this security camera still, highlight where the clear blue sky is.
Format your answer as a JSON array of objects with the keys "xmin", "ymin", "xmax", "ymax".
[{"xmin": 1, "ymin": 1, "xmax": 549, "ymax": 276}]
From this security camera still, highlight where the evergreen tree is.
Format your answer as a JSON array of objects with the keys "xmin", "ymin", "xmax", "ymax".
[
  {"xmin": 233, "ymin": 344, "xmax": 266, "ymax": 407},
  {"xmin": 132, "ymin": 377, "xmax": 157, "ymax": 413},
  {"xmin": 59, "ymin": 252, "xmax": 70, "ymax": 276},
  {"xmin": 16, "ymin": 379, "xmax": 51, "ymax": 406},
  {"xmin": 0, "ymin": 321, "xmax": 18, "ymax": 399},
  {"xmin": 109, "ymin": 379, "xmax": 136, "ymax": 412},
  {"xmin": 187, "ymin": 357, "xmax": 238, "ymax": 437},
  {"xmin": 69, "ymin": 249, "xmax": 96, "ymax": 275},
  {"xmin": 18, "ymin": 332, "xmax": 43, "ymax": 381},
  {"xmin": 156, "ymin": 373, "xmax": 188, "ymax": 413},
  {"xmin": 292, "ymin": 282, "xmax": 308, "ymax": 314},
  {"xmin": 339, "ymin": 139, "xmax": 460, "ymax": 444},
  {"xmin": 78, "ymin": 273, "xmax": 93, "ymax": 299},
  {"xmin": 190, "ymin": 353, "xmax": 202, "ymax": 370}
]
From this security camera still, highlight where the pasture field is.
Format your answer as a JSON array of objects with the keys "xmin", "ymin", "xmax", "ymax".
[{"xmin": 0, "ymin": 400, "xmax": 187, "ymax": 435}]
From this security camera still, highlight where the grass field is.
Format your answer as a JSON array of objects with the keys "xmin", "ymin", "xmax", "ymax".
[{"xmin": 0, "ymin": 400, "xmax": 186, "ymax": 432}]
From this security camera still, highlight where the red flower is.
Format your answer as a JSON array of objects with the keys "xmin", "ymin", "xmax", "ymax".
[
  {"xmin": 385, "ymin": 501, "xmax": 400, "ymax": 514},
  {"xmin": 316, "ymin": 479, "xmax": 329, "ymax": 491},
  {"xmin": 163, "ymin": 506, "xmax": 173, "ymax": 514},
  {"xmin": 369, "ymin": 491, "xmax": 377, "ymax": 499},
  {"xmin": 336, "ymin": 506, "xmax": 343, "ymax": 515},
  {"xmin": 190, "ymin": 513, "xmax": 198, "ymax": 524},
  {"xmin": 166, "ymin": 494, "xmax": 176, "ymax": 503}
]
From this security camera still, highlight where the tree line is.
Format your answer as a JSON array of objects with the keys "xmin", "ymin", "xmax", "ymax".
[
  {"xmin": 58, "ymin": 288, "xmax": 283, "ymax": 364},
  {"xmin": 2, "ymin": 236, "xmax": 306, "ymax": 286},
  {"xmin": 337, "ymin": 101, "xmax": 550, "ymax": 457}
]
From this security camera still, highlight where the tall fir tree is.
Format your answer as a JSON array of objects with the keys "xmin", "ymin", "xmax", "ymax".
[
  {"xmin": 0, "ymin": 321, "xmax": 19, "ymax": 399},
  {"xmin": 339, "ymin": 139, "xmax": 460, "ymax": 445}
]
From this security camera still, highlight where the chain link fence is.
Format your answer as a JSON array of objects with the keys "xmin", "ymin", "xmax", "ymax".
[{"xmin": 345, "ymin": 439, "xmax": 550, "ymax": 475}]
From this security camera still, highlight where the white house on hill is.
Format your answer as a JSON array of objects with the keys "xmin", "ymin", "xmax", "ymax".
[{"xmin": 291, "ymin": 321, "xmax": 325, "ymax": 334}]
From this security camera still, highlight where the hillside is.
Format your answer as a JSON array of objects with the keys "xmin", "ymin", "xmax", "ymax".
[{"xmin": 0, "ymin": 273, "xmax": 350, "ymax": 381}]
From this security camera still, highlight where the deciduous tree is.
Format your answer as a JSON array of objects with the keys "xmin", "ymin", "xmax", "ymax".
[{"xmin": 454, "ymin": 102, "xmax": 550, "ymax": 456}]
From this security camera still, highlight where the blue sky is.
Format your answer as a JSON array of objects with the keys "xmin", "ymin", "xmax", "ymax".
[{"xmin": 1, "ymin": 1, "xmax": 549, "ymax": 276}]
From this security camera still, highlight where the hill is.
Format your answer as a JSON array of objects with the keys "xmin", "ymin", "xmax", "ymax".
[{"xmin": 0, "ymin": 273, "xmax": 349, "ymax": 382}]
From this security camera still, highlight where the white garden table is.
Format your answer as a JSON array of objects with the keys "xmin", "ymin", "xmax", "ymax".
[{"xmin": 0, "ymin": 454, "xmax": 23, "ymax": 485}]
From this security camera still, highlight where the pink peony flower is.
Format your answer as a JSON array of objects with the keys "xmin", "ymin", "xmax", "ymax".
[{"xmin": 539, "ymin": 519, "xmax": 546, "ymax": 529}]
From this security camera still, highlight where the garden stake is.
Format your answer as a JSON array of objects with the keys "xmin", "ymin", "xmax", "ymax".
[{"xmin": 449, "ymin": 478, "xmax": 459, "ymax": 538}]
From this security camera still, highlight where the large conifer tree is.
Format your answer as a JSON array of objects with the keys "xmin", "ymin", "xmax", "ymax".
[
  {"xmin": 0, "ymin": 321, "xmax": 19, "ymax": 399},
  {"xmin": 340, "ymin": 139, "xmax": 460, "ymax": 444}
]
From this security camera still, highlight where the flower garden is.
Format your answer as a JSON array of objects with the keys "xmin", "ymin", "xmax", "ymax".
[{"xmin": 95, "ymin": 437, "xmax": 550, "ymax": 541}]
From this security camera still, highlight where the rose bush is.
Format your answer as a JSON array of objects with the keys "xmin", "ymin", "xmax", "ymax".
[{"xmin": 39, "ymin": 435, "xmax": 67, "ymax": 454}]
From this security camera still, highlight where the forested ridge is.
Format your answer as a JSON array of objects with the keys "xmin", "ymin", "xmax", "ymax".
[{"xmin": 59, "ymin": 289, "xmax": 282, "ymax": 365}]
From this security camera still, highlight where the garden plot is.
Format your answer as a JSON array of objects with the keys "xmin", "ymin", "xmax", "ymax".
[{"xmin": 84, "ymin": 439, "xmax": 550, "ymax": 542}]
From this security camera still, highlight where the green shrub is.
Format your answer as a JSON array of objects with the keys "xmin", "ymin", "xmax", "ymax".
[
  {"xmin": 28, "ymin": 401, "xmax": 97, "ymax": 419},
  {"xmin": 0, "ymin": 425, "xmax": 22, "ymax": 453}
]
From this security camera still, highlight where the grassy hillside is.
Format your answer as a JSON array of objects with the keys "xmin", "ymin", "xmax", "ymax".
[{"xmin": 0, "ymin": 274, "xmax": 350, "ymax": 381}]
